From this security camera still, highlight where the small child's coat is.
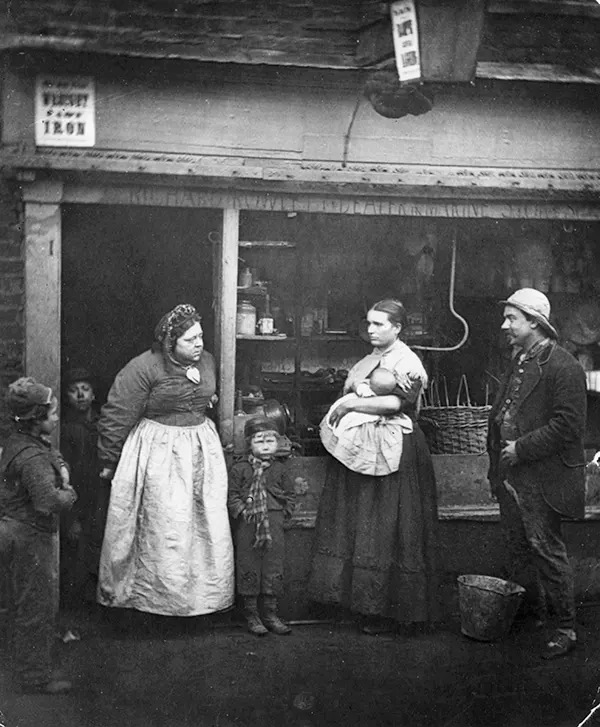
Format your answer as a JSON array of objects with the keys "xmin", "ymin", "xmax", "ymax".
[
  {"xmin": 228, "ymin": 416, "xmax": 296, "ymax": 636},
  {"xmin": 228, "ymin": 456, "xmax": 295, "ymax": 596}
]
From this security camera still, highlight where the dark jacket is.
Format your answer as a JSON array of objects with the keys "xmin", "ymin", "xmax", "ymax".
[
  {"xmin": 0, "ymin": 431, "xmax": 77, "ymax": 532},
  {"xmin": 228, "ymin": 459, "xmax": 296, "ymax": 520},
  {"xmin": 98, "ymin": 349, "xmax": 217, "ymax": 467},
  {"xmin": 487, "ymin": 341, "xmax": 586, "ymax": 519},
  {"xmin": 60, "ymin": 408, "xmax": 101, "ymax": 533}
]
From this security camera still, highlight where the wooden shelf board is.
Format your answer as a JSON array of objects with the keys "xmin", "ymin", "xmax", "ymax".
[
  {"xmin": 301, "ymin": 334, "xmax": 355, "ymax": 341},
  {"xmin": 237, "ymin": 285, "xmax": 268, "ymax": 295},
  {"xmin": 239, "ymin": 241, "xmax": 296, "ymax": 249},
  {"xmin": 237, "ymin": 334, "xmax": 289, "ymax": 341}
]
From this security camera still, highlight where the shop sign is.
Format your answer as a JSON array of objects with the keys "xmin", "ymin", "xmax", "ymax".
[
  {"xmin": 390, "ymin": 0, "xmax": 421, "ymax": 83},
  {"xmin": 35, "ymin": 75, "xmax": 95, "ymax": 147},
  {"xmin": 68, "ymin": 186, "xmax": 600, "ymax": 221}
]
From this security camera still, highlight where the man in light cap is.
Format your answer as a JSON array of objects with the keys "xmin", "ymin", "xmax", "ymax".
[{"xmin": 488, "ymin": 288, "xmax": 587, "ymax": 660}]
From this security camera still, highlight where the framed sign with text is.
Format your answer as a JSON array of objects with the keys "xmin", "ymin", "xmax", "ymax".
[
  {"xmin": 35, "ymin": 75, "xmax": 96, "ymax": 147},
  {"xmin": 390, "ymin": 0, "xmax": 422, "ymax": 83}
]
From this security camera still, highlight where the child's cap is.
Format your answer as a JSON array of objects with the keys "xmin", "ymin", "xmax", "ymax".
[
  {"xmin": 6, "ymin": 377, "xmax": 53, "ymax": 420},
  {"xmin": 244, "ymin": 416, "xmax": 280, "ymax": 440},
  {"xmin": 63, "ymin": 367, "xmax": 94, "ymax": 387}
]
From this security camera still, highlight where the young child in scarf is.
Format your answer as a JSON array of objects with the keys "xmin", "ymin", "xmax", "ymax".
[{"xmin": 228, "ymin": 417, "xmax": 296, "ymax": 636}]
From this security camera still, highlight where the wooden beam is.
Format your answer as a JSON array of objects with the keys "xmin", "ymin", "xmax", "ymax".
[
  {"xmin": 357, "ymin": 0, "xmax": 486, "ymax": 80},
  {"xmin": 476, "ymin": 61, "xmax": 600, "ymax": 84},
  {"xmin": 488, "ymin": 0, "xmax": 600, "ymax": 17},
  {"xmin": 216, "ymin": 208, "xmax": 239, "ymax": 447},
  {"xmin": 8, "ymin": 149, "xmax": 600, "ymax": 196},
  {"xmin": 0, "ymin": 34, "xmax": 356, "ymax": 70},
  {"xmin": 419, "ymin": 0, "xmax": 486, "ymax": 82},
  {"xmin": 356, "ymin": 20, "xmax": 394, "ymax": 67},
  {"xmin": 55, "ymin": 183, "xmax": 600, "ymax": 220},
  {"xmin": 24, "ymin": 200, "xmax": 61, "ymax": 446}
]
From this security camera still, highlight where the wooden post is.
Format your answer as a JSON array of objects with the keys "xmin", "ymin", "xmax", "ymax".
[
  {"xmin": 216, "ymin": 208, "xmax": 239, "ymax": 446},
  {"xmin": 24, "ymin": 197, "xmax": 62, "ymax": 446}
]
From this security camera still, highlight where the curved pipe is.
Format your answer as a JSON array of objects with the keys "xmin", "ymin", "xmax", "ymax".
[{"xmin": 412, "ymin": 230, "xmax": 470, "ymax": 352}]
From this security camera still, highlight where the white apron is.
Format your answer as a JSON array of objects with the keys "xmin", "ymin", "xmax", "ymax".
[{"xmin": 98, "ymin": 417, "xmax": 234, "ymax": 616}]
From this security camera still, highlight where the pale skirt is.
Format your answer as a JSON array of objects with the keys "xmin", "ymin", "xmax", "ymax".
[{"xmin": 97, "ymin": 417, "xmax": 234, "ymax": 616}]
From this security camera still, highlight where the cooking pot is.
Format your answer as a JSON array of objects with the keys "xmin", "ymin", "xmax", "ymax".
[{"xmin": 262, "ymin": 398, "xmax": 290, "ymax": 435}]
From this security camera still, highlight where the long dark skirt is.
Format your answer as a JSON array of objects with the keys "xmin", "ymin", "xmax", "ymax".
[{"xmin": 308, "ymin": 426, "xmax": 439, "ymax": 623}]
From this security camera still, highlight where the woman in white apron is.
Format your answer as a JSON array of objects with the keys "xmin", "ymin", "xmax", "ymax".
[{"xmin": 97, "ymin": 304, "xmax": 234, "ymax": 617}]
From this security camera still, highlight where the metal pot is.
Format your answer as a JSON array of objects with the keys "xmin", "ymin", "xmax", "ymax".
[{"xmin": 262, "ymin": 398, "xmax": 290, "ymax": 435}]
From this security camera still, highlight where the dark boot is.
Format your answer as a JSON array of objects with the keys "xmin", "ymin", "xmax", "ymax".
[
  {"xmin": 243, "ymin": 596, "xmax": 268, "ymax": 636},
  {"xmin": 262, "ymin": 596, "xmax": 291, "ymax": 635}
]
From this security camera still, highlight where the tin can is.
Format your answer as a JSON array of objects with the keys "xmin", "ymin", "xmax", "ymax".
[{"xmin": 258, "ymin": 316, "xmax": 274, "ymax": 335}]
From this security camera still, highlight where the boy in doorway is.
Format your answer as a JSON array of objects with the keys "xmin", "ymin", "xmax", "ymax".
[
  {"xmin": 228, "ymin": 417, "xmax": 295, "ymax": 636},
  {"xmin": 60, "ymin": 368, "xmax": 108, "ymax": 605}
]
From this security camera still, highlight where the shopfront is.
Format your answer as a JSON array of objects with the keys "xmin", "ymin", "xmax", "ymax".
[
  {"xmin": 20, "ymin": 182, "xmax": 600, "ymax": 505},
  {"xmin": 3, "ymin": 50, "xmax": 600, "ymax": 615}
]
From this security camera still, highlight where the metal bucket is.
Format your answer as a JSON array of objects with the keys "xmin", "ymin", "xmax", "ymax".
[{"xmin": 457, "ymin": 574, "xmax": 525, "ymax": 642}]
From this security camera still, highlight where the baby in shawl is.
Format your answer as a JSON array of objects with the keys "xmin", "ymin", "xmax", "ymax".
[{"xmin": 320, "ymin": 367, "xmax": 414, "ymax": 476}]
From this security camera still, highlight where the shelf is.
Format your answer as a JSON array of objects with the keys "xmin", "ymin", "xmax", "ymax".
[
  {"xmin": 237, "ymin": 285, "xmax": 269, "ymax": 296},
  {"xmin": 237, "ymin": 332, "xmax": 432, "ymax": 343},
  {"xmin": 239, "ymin": 241, "xmax": 296, "ymax": 249},
  {"xmin": 301, "ymin": 334, "xmax": 355, "ymax": 341},
  {"xmin": 261, "ymin": 383, "xmax": 341, "ymax": 393},
  {"xmin": 237, "ymin": 334, "xmax": 289, "ymax": 341},
  {"xmin": 261, "ymin": 374, "xmax": 344, "ymax": 393}
]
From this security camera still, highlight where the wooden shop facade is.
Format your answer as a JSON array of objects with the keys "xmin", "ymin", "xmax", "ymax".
[{"xmin": 2, "ymin": 4, "xmax": 600, "ymax": 616}]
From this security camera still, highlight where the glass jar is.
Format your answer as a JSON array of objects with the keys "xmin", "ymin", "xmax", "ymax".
[{"xmin": 236, "ymin": 299, "xmax": 256, "ymax": 336}]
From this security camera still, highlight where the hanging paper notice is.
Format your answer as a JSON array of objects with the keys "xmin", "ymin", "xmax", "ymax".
[
  {"xmin": 390, "ymin": 0, "xmax": 422, "ymax": 84},
  {"xmin": 35, "ymin": 75, "xmax": 96, "ymax": 147}
]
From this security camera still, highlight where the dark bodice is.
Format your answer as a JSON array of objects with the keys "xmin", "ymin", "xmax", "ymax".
[{"xmin": 98, "ymin": 349, "xmax": 217, "ymax": 465}]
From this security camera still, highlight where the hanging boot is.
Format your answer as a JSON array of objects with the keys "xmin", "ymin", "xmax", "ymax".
[
  {"xmin": 262, "ymin": 596, "xmax": 292, "ymax": 635},
  {"xmin": 243, "ymin": 596, "xmax": 268, "ymax": 636}
]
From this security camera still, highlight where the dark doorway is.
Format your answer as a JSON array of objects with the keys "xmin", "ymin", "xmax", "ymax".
[{"xmin": 61, "ymin": 203, "xmax": 221, "ymax": 402}]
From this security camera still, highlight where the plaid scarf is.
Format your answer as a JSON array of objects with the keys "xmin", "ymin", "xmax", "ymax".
[{"xmin": 246, "ymin": 455, "xmax": 272, "ymax": 550}]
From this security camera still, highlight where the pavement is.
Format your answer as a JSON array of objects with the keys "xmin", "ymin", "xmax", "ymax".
[{"xmin": 2, "ymin": 604, "xmax": 600, "ymax": 727}]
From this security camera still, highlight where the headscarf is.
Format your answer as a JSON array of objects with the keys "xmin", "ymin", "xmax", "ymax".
[
  {"xmin": 6, "ymin": 377, "xmax": 53, "ymax": 421},
  {"xmin": 153, "ymin": 304, "xmax": 201, "ymax": 356}
]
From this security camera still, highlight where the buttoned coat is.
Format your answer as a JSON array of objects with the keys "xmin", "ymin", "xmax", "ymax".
[
  {"xmin": 487, "ymin": 341, "xmax": 587, "ymax": 519},
  {"xmin": 228, "ymin": 459, "xmax": 296, "ymax": 520}
]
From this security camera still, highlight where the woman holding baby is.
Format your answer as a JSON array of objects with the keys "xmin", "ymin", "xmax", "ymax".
[{"xmin": 308, "ymin": 298, "xmax": 439, "ymax": 634}]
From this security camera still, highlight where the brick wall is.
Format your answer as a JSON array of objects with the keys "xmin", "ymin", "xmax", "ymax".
[{"xmin": 0, "ymin": 176, "xmax": 24, "ymax": 443}]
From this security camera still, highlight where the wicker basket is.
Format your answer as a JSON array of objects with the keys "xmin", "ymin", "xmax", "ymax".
[{"xmin": 419, "ymin": 376, "xmax": 491, "ymax": 455}]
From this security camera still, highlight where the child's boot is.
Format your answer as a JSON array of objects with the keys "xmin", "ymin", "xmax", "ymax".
[
  {"xmin": 262, "ymin": 595, "xmax": 292, "ymax": 635},
  {"xmin": 243, "ymin": 596, "xmax": 268, "ymax": 636}
]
